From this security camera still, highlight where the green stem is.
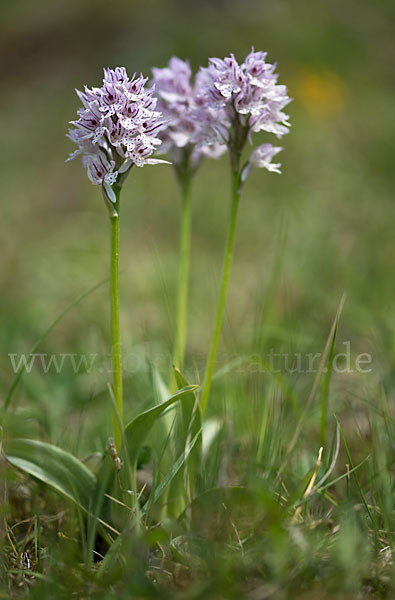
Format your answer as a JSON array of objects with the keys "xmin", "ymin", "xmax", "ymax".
[
  {"xmin": 110, "ymin": 189, "xmax": 123, "ymax": 450},
  {"xmin": 172, "ymin": 176, "xmax": 192, "ymax": 374},
  {"xmin": 200, "ymin": 169, "xmax": 241, "ymax": 416}
]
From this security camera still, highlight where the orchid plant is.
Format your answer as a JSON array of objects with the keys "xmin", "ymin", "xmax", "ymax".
[
  {"xmin": 151, "ymin": 58, "xmax": 225, "ymax": 381},
  {"xmin": 67, "ymin": 67, "xmax": 169, "ymax": 449},
  {"xmin": 193, "ymin": 49, "xmax": 291, "ymax": 414}
]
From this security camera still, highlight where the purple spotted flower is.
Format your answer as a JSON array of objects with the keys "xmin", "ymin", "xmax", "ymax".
[
  {"xmin": 241, "ymin": 144, "xmax": 283, "ymax": 183},
  {"xmin": 151, "ymin": 57, "xmax": 225, "ymax": 178},
  {"xmin": 67, "ymin": 67, "xmax": 169, "ymax": 203},
  {"xmin": 194, "ymin": 49, "xmax": 291, "ymax": 177},
  {"xmin": 250, "ymin": 144, "xmax": 283, "ymax": 173}
]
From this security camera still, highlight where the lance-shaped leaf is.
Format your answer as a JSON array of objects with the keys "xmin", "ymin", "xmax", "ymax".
[
  {"xmin": 123, "ymin": 385, "xmax": 198, "ymax": 467},
  {"xmin": 4, "ymin": 438, "xmax": 97, "ymax": 512},
  {"xmin": 167, "ymin": 368, "xmax": 203, "ymax": 514}
]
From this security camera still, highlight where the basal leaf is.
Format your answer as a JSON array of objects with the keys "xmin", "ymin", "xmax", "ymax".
[
  {"xmin": 5, "ymin": 438, "xmax": 96, "ymax": 512},
  {"xmin": 123, "ymin": 384, "xmax": 198, "ymax": 467}
]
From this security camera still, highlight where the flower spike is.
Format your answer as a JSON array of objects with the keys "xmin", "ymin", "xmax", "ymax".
[{"xmin": 67, "ymin": 66, "xmax": 168, "ymax": 198}]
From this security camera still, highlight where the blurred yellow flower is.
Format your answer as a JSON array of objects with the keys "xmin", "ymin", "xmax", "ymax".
[{"xmin": 295, "ymin": 69, "xmax": 347, "ymax": 116}]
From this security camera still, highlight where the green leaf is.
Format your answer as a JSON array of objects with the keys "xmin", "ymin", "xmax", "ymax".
[
  {"xmin": 165, "ymin": 370, "xmax": 202, "ymax": 517},
  {"xmin": 123, "ymin": 384, "xmax": 198, "ymax": 467},
  {"xmin": 147, "ymin": 428, "xmax": 202, "ymax": 511},
  {"xmin": 173, "ymin": 368, "xmax": 202, "ymax": 461},
  {"xmin": 173, "ymin": 367, "xmax": 203, "ymax": 487},
  {"xmin": 320, "ymin": 315, "xmax": 339, "ymax": 447},
  {"xmin": 4, "ymin": 438, "xmax": 96, "ymax": 511}
]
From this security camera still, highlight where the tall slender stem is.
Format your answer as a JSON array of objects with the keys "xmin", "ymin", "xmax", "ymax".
[
  {"xmin": 172, "ymin": 176, "xmax": 191, "ymax": 374},
  {"xmin": 110, "ymin": 189, "xmax": 123, "ymax": 450},
  {"xmin": 200, "ymin": 169, "xmax": 241, "ymax": 415}
]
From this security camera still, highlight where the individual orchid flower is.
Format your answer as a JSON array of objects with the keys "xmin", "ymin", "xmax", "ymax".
[{"xmin": 242, "ymin": 144, "xmax": 283, "ymax": 181}]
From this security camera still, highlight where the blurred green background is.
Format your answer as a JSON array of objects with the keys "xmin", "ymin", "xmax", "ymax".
[{"xmin": 1, "ymin": 0, "xmax": 394, "ymax": 448}]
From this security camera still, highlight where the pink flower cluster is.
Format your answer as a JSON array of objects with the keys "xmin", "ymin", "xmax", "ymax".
[
  {"xmin": 67, "ymin": 67, "xmax": 168, "ymax": 202},
  {"xmin": 153, "ymin": 49, "xmax": 291, "ymax": 176},
  {"xmin": 151, "ymin": 57, "xmax": 225, "ymax": 174}
]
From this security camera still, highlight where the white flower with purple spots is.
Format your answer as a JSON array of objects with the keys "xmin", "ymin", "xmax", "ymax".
[
  {"xmin": 241, "ymin": 144, "xmax": 283, "ymax": 183},
  {"xmin": 194, "ymin": 48, "xmax": 291, "ymax": 178},
  {"xmin": 67, "ymin": 67, "xmax": 169, "ymax": 202},
  {"xmin": 151, "ymin": 57, "xmax": 226, "ymax": 177}
]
